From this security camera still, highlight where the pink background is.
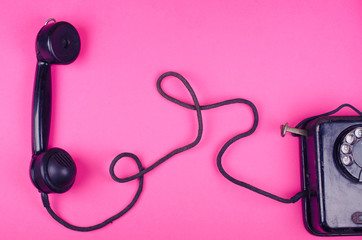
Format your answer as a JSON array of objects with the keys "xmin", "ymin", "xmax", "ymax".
[{"xmin": 1, "ymin": 0, "xmax": 362, "ymax": 239}]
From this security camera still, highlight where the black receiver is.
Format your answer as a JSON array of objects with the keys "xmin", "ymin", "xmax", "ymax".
[{"xmin": 30, "ymin": 20, "xmax": 80, "ymax": 194}]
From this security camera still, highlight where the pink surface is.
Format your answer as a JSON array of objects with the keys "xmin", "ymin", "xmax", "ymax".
[{"xmin": 1, "ymin": 0, "xmax": 362, "ymax": 239}]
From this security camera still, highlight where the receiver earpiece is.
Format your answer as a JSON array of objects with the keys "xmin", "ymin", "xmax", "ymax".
[
  {"xmin": 30, "ymin": 19, "xmax": 80, "ymax": 194},
  {"xmin": 36, "ymin": 19, "xmax": 80, "ymax": 64}
]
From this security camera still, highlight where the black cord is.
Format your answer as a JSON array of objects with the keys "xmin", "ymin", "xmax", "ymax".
[{"xmin": 41, "ymin": 71, "xmax": 307, "ymax": 231}]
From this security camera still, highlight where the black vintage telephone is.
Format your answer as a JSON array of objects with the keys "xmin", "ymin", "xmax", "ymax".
[
  {"xmin": 295, "ymin": 107, "xmax": 362, "ymax": 236},
  {"xmin": 29, "ymin": 19, "xmax": 362, "ymax": 236}
]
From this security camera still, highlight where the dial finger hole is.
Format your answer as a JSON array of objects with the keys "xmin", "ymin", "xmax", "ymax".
[
  {"xmin": 346, "ymin": 133, "xmax": 356, "ymax": 144},
  {"xmin": 341, "ymin": 155, "xmax": 353, "ymax": 166},
  {"xmin": 341, "ymin": 144, "xmax": 351, "ymax": 154}
]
